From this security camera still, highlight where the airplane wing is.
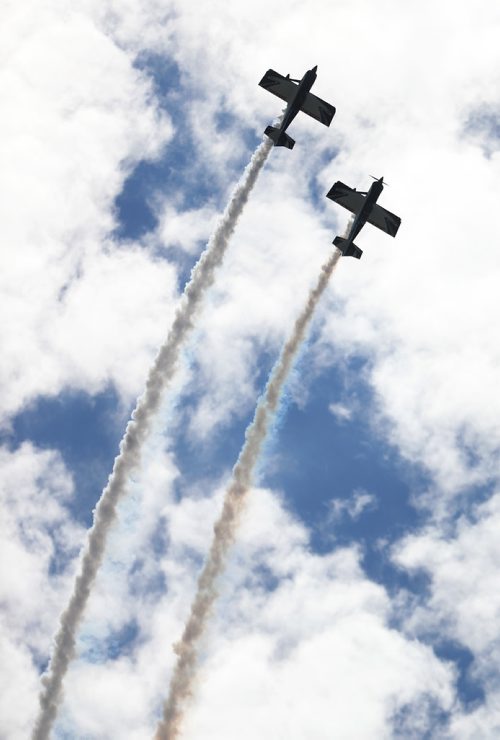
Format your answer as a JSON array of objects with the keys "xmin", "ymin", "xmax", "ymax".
[
  {"xmin": 366, "ymin": 203, "xmax": 401, "ymax": 237},
  {"xmin": 259, "ymin": 69, "xmax": 298, "ymax": 103},
  {"xmin": 300, "ymin": 91, "xmax": 336, "ymax": 126},
  {"xmin": 326, "ymin": 181, "xmax": 366, "ymax": 213}
]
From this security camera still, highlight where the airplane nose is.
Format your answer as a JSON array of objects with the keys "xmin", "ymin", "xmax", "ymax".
[{"xmin": 312, "ymin": 65, "xmax": 318, "ymax": 72}]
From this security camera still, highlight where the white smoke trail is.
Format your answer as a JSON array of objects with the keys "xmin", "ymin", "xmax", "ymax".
[
  {"xmin": 32, "ymin": 137, "xmax": 273, "ymax": 740},
  {"xmin": 155, "ymin": 247, "xmax": 342, "ymax": 740}
]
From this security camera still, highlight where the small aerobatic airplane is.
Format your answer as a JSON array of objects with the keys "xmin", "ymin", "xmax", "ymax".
[
  {"xmin": 326, "ymin": 177, "xmax": 401, "ymax": 259},
  {"xmin": 259, "ymin": 65, "xmax": 336, "ymax": 150}
]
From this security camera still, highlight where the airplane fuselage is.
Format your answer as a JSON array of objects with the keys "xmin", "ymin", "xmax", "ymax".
[
  {"xmin": 346, "ymin": 178, "xmax": 384, "ymax": 244},
  {"xmin": 279, "ymin": 66, "xmax": 318, "ymax": 135}
]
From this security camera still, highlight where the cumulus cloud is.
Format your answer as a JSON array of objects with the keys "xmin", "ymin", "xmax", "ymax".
[
  {"xmin": 328, "ymin": 401, "xmax": 353, "ymax": 422},
  {"xmin": 154, "ymin": 0, "xmax": 500, "ymax": 506},
  {"xmin": 394, "ymin": 492, "xmax": 500, "ymax": 656},
  {"xmin": 328, "ymin": 488, "xmax": 376, "ymax": 523},
  {"xmin": 180, "ymin": 167, "xmax": 336, "ymax": 438},
  {"xmin": 42, "ymin": 480, "xmax": 455, "ymax": 739},
  {"xmin": 79, "ymin": 0, "xmax": 484, "ymax": 526},
  {"xmin": 393, "ymin": 493, "xmax": 500, "ymax": 735},
  {"xmin": 5, "ymin": 0, "xmax": 500, "ymax": 736},
  {"xmin": 0, "ymin": 443, "xmax": 83, "ymax": 739},
  {"xmin": 0, "ymin": 0, "xmax": 175, "ymax": 423},
  {"xmin": 124, "ymin": 8, "xmax": 500, "ymax": 735},
  {"xmin": 158, "ymin": 204, "xmax": 219, "ymax": 256},
  {"xmin": 176, "ymin": 489, "xmax": 455, "ymax": 739}
]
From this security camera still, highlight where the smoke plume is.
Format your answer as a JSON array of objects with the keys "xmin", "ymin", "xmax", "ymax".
[
  {"xmin": 156, "ymin": 247, "xmax": 342, "ymax": 740},
  {"xmin": 32, "ymin": 137, "xmax": 273, "ymax": 740}
]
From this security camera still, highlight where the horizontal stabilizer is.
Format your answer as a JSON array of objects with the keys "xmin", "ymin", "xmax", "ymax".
[
  {"xmin": 264, "ymin": 125, "xmax": 295, "ymax": 149},
  {"xmin": 333, "ymin": 236, "xmax": 363, "ymax": 259}
]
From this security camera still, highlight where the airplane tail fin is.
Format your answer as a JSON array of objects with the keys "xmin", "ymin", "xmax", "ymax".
[
  {"xmin": 264, "ymin": 125, "xmax": 295, "ymax": 150},
  {"xmin": 333, "ymin": 236, "xmax": 363, "ymax": 259}
]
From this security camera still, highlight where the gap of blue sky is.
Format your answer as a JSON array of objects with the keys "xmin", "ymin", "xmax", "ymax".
[{"xmin": 5, "ymin": 388, "xmax": 130, "ymax": 527}]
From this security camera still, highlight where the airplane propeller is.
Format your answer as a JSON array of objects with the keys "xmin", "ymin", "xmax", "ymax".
[{"xmin": 370, "ymin": 175, "xmax": 389, "ymax": 186}]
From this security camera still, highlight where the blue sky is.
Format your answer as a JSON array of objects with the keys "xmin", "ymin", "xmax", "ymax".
[{"xmin": 4, "ymin": 2, "xmax": 500, "ymax": 738}]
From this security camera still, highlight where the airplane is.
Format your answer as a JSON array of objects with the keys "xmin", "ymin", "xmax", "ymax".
[
  {"xmin": 326, "ymin": 177, "xmax": 401, "ymax": 259},
  {"xmin": 258, "ymin": 65, "xmax": 336, "ymax": 149}
]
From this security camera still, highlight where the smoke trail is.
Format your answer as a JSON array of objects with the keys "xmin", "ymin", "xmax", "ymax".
[
  {"xmin": 156, "ymin": 246, "xmax": 342, "ymax": 740},
  {"xmin": 32, "ymin": 137, "xmax": 273, "ymax": 740}
]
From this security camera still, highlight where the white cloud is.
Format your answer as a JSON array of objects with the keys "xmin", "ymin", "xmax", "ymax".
[
  {"xmin": 4, "ymin": 2, "xmax": 500, "ymax": 467},
  {"xmin": 50, "ymin": 246, "xmax": 178, "ymax": 398},
  {"xmin": 157, "ymin": 203, "xmax": 219, "ymax": 255},
  {"xmin": 46, "ymin": 481, "xmax": 455, "ymax": 738},
  {"xmin": 177, "ymin": 165, "xmax": 336, "ymax": 438},
  {"xmin": 121, "ymin": 0, "xmax": 500, "ymax": 509},
  {"xmin": 449, "ymin": 699, "xmax": 500, "ymax": 739},
  {"xmin": 0, "ymin": 0, "xmax": 175, "ymax": 423},
  {"xmin": 0, "ymin": 443, "xmax": 83, "ymax": 739},
  {"xmin": 394, "ymin": 493, "xmax": 500, "ymax": 656},
  {"xmin": 6, "ymin": 0, "xmax": 500, "ymax": 736},
  {"xmin": 179, "ymin": 489, "xmax": 454, "ymax": 739},
  {"xmin": 394, "ymin": 493, "xmax": 500, "ymax": 736},
  {"xmin": 329, "ymin": 401, "xmax": 353, "ymax": 422},
  {"xmin": 329, "ymin": 488, "xmax": 376, "ymax": 523}
]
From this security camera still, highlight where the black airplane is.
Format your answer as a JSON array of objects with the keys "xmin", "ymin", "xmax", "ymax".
[
  {"xmin": 326, "ymin": 177, "xmax": 401, "ymax": 259},
  {"xmin": 259, "ymin": 65, "xmax": 336, "ymax": 149}
]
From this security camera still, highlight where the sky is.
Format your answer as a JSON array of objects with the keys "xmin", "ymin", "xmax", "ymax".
[{"xmin": 3, "ymin": 0, "xmax": 500, "ymax": 737}]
